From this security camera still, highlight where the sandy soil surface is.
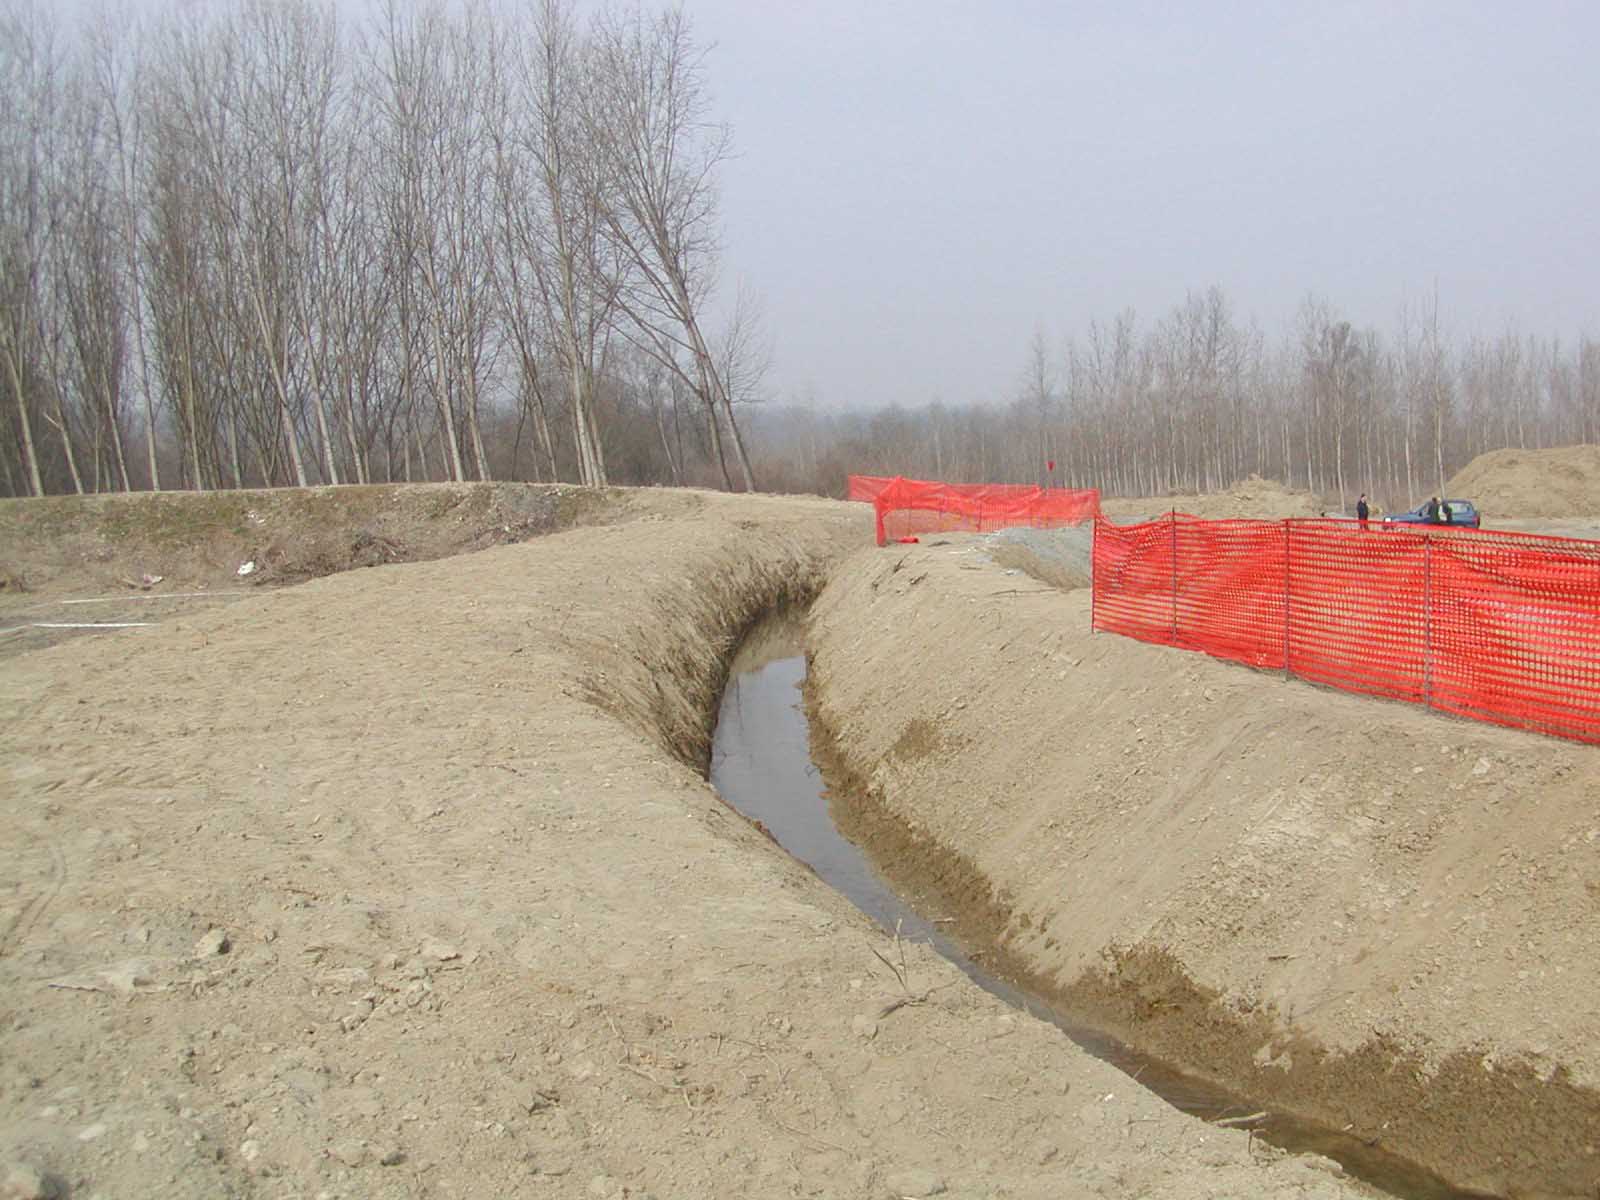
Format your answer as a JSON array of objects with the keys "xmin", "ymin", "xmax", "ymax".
[
  {"xmin": 1446, "ymin": 445, "xmax": 1600, "ymax": 521},
  {"xmin": 1101, "ymin": 476, "xmax": 1327, "ymax": 523},
  {"xmin": 0, "ymin": 483, "xmax": 645, "ymax": 662},
  {"xmin": 808, "ymin": 539, "xmax": 1600, "ymax": 1198},
  {"xmin": 0, "ymin": 487, "xmax": 1375, "ymax": 1199}
]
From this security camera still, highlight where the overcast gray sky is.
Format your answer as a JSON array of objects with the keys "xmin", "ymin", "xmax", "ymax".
[{"xmin": 685, "ymin": 1, "xmax": 1600, "ymax": 411}]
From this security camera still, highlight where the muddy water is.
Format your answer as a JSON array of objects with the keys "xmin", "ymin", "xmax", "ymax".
[{"xmin": 709, "ymin": 619, "xmax": 1491, "ymax": 1200}]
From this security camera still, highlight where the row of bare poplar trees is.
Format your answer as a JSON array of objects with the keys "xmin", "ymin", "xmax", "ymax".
[
  {"xmin": 765, "ymin": 288, "xmax": 1600, "ymax": 511},
  {"xmin": 0, "ymin": 0, "xmax": 763, "ymax": 499}
]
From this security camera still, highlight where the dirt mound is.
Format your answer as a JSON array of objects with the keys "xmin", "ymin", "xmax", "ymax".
[
  {"xmin": 1445, "ymin": 444, "xmax": 1600, "ymax": 518},
  {"xmin": 1101, "ymin": 474, "xmax": 1325, "ymax": 522},
  {"xmin": 0, "ymin": 482, "xmax": 630, "ymax": 599}
]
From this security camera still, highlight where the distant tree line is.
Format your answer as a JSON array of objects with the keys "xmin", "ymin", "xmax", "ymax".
[
  {"xmin": 0, "ymin": 0, "xmax": 764, "ymax": 498},
  {"xmin": 3, "ymin": 2, "xmax": 1596, "ymax": 510},
  {"xmin": 754, "ymin": 288, "xmax": 1600, "ymax": 512}
]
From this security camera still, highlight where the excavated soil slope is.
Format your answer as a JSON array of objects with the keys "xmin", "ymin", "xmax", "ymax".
[
  {"xmin": 0, "ymin": 489, "xmax": 1373, "ymax": 1199},
  {"xmin": 0, "ymin": 481, "xmax": 640, "ymax": 598},
  {"xmin": 809, "ymin": 539, "xmax": 1600, "ymax": 1199},
  {"xmin": 1101, "ymin": 475, "xmax": 1326, "ymax": 522},
  {"xmin": 1446, "ymin": 445, "xmax": 1600, "ymax": 519}
]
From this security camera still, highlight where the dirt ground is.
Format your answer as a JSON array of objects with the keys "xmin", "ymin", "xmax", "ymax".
[
  {"xmin": 0, "ymin": 483, "xmax": 654, "ymax": 661},
  {"xmin": 808, "ymin": 533, "xmax": 1600, "ymax": 1198},
  {"xmin": 0, "ymin": 485, "xmax": 1379, "ymax": 1200}
]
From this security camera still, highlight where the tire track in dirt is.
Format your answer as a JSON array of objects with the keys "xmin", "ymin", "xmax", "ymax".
[{"xmin": 0, "ymin": 839, "xmax": 66, "ymax": 962}]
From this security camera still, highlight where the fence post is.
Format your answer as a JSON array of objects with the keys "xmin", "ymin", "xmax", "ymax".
[
  {"xmin": 1090, "ymin": 516, "xmax": 1098, "ymax": 633},
  {"xmin": 1282, "ymin": 520, "xmax": 1292, "ymax": 679},
  {"xmin": 1169, "ymin": 510, "xmax": 1178, "ymax": 645},
  {"xmin": 1423, "ymin": 533, "xmax": 1434, "ymax": 708}
]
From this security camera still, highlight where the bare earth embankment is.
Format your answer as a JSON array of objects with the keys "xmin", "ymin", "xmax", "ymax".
[
  {"xmin": 1446, "ymin": 444, "xmax": 1600, "ymax": 523},
  {"xmin": 0, "ymin": 482, "xmax": 649, "ymax": 660},
  {"xmin": 1, "ymin": 486, "xmax": 1373, "ymax": 1199},
  {"xmin": 808, "ymin": 536, "xmax": 1600, "ymax": 1198}
]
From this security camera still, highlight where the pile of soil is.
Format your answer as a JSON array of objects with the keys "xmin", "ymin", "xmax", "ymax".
[
  {"xmin": 1101, "ymin": 475, "xmax": 1325, "ymax": 522},
  {"xmin": 0, "ymin": 481, "xmax": 637, "ymax": 599},
  {"xmin": 1445, "ymin": 444, "xmax": 1600, "ymax": 518}
]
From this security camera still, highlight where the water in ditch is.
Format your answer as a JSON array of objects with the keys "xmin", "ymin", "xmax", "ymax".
[{"xmin": 708, "ymin": 616, "xmax": 1490, "ymax": 1200}]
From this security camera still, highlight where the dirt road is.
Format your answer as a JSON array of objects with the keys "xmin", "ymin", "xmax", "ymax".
[{"xmin": 1, "ymin": 488, "xmax": 1370, "ymax": 1199}]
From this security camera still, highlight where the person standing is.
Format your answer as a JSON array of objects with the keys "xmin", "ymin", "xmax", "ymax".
[
  {"xmin": 1425, "ymin": 496, "xmax": 1441, "ymax": 523},
  {"xmin": 1356, "ymin": 493, "xmax": 1370, "ymax": 528},
  {"xmin": 1440, "ymin": 499, "xmax": 1453, "ymax": 525}
]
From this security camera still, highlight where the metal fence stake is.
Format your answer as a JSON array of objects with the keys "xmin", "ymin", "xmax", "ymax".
[
  {"xmin": 1282, "ymin": 520, "xmax": 1292, "ymax": 679},
  {"xmin": 1423, "ymin": 533, "xmax": 1434, "ymax": 708},
  {"xmin": 1090, "ymin": 516, "xmax": 1099, "ymax": 633},
  {"xmin": 1169, "ymin": 510, "xmax": 1179, "ymax": 645}
]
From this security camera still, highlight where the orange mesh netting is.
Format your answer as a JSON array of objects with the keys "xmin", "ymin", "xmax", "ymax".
[
  {"xmin": 1092, "ymin": 515, "xmax": 1600, "ymax": 744},
  {"xmin": 848, "ymin": 475, "xmax": 1101, "ymax": 545}
]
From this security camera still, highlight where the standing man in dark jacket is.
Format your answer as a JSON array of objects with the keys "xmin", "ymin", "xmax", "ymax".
[{"xmin": 1356, "ymin": 493, "xmax": 1370, "ymax": 527}]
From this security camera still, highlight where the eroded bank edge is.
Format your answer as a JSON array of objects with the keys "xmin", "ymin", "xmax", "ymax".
[
  {"xmin": 801, "ymin": 652, "xmax": 1600, "ymax": 1200},
  {"xmin": 560, "ymin": 521, "xmax": 1600, "ymax": 1198},
  {"xmin": 571, "ymin": 529, "xmax": 840, "ymax": 777}
]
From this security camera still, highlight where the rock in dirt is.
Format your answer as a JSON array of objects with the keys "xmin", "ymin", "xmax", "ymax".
[
  {"xmin": 47, "ymin": 958, "xmax": 166, "ymax": 996},
  {"xmin": 524, "ymin": 1086, "xmax": 559, "ymax": 1113},
  {"xmin": 851, "ymin": 1014, "xmax": 879, "ymax": 1040},
  {"xmin": 883, "ymin": 1168, "xmax": 946, "ymax": 1197},
  {"xmin": 418, "ymin": 937, "xmax": 460, "ymax": 962},
  {"xmin": 2, "ymin": 1163, "xmax": 65, "ymax": 1200},
  {"xmin": 194, "ymin": 928, "xmax": 230, "ymax": 958},
  {"xmin": 329, "ymin": 1139, "xmax": 368, "ymax": 1168}
]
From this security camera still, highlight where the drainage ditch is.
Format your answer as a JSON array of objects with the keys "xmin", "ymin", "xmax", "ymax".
[{"xmin": 709, "ymin": 612, "xmax": 1490, "ymax": 1200}]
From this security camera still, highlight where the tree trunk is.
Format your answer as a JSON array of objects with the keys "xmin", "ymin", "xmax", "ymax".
[
  {"xmin": 721, "ymin": 389, "xmax": 756, "ymax": 491},
  {"xmin": 228, "ymin": 412, "xmax": 244, "ymax": 488},
  {"xmin": 654, "ymin": 398, "xmax": 681, "ymax": 484},
  {"xmin": 706, "ymin": 395, "xmax": 732, "ymax": 490},
  {"xmin": 3, "ymin": 354, "xmax": 44, "ymax": 496},
  {"xmin": 51, "ymin": 385, "xmax": 85, "ymax": 494},
  {"xmin": 108, "ymin": 397, "xmax": 131, "ymax": 492},
  {"xmin": 280, "ymin": 391, "xmax": 307, "ymax": 487},
  {"xmin": 465, "ymin": 371, "xmax": 491, "ymax": 482}
]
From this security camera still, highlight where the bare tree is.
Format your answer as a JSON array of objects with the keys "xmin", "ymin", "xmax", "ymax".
[
  {"xmin": 0, "ymin": 2, "xmax": 57, "ymax": 495},
  {"xmin": 487, "ymin": 0, "xmax": 623, "ymax": 487},
  {"xmin": 368, "ymin": 0, "xmax": 459, "ymax": 481},
  {"xmin": 587, "ymin": 5, "xmax": 754, "ymax": 490},
  {"xmin": 1018, "ymin": 327, "xmax": 1056, "ymax": 484},
  {"xmin": 1299, "ymin": 299, "xmax": 1361, "ymax": 509},
  {"xmin": 52, "ymin": 48, "xmax": 134, "ymax": 491}
]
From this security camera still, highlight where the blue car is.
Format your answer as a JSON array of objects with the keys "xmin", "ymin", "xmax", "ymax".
[{"xmin": 1382, "ymin": 499, "xmax": 1482, "ymax": 529}]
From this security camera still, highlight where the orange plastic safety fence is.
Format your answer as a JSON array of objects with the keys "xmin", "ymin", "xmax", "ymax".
[
  {"xmin": 1092, "ymin": 515, "xmax": 1600, "ymax": 744},
  {"xmin": 847, "ymin": 474, "xmax": 1101, "ymax": 545},
  {"xmin": 846, "ymin": 475, "xmax": 896, "ymax": 504}
]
